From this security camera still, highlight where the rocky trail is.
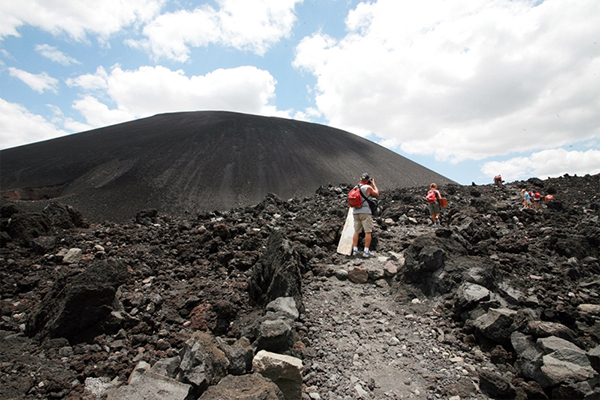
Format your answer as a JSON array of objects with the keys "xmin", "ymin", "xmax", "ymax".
[{"xmin": 301, "ymin": 226, "xmax": 490, "ymax": 400}]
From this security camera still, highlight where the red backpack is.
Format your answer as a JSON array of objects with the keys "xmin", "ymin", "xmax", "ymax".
[
  {"xmin": 534, "ymin": 192, "xmax": 541, "ymax": 200},
  {"xmin": 348, "ymin": 186, "xmax": 363, "ymax": 208},
  {"xmin": 426, "ymin": 190, "xmax": 437, "ymax": 203}
]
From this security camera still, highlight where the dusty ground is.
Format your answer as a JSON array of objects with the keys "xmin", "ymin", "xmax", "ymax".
[{"xmin": 301, "ymin": 225, "xmax": 489, "ymax": 400}]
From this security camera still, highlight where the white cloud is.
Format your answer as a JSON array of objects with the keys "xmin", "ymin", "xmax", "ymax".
[
  {"xmin": 129, "ymin": 0, "xmax": 302, "ymax": 61},
  {"xmin": 481, "ymin": 148, "xmax": 600, "ymax": 182},
  {"xmin": 0, "ymin": 98, "xmax": 69, "ymax": 149},
  {"xmin": 8, "ymin": 67, "xmax": 59, "ymax": 93},
  {"xmin": 66, "ymin": 66, "xmax": 109, "ymax": 90},
  {"xmin": 294, "ymin": 0, "xmax": 600, "ymax": 163},
  {"xmin": 35, "ymin": 44, "xmax": 80, "ymax": 65},
  {"xmin": 0, "ymin": 0, "xmax": 163, "ymax": 42},
  {"xmin": 69, "ymin": 64, "xmax": 284, "ymax": 127},
  {"xmin": 72, "ymin": 95, "xmax": 136, "ymax": 128},
  {"xmin": 47, "ymin": 104, "xmax": 92, "ymax": 133}
]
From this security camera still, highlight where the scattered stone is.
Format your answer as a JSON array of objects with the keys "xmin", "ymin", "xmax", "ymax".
[
  {"xmin": 473, "ymin": 308, "xmax": 517, "ymax": 345},
  {"xmin": 348, "ymin": 266, "xmax": 368, "ymax": 284},
  {"xmin": 62, "ymin": 248, "xmax": 83, "ymax": 264},
  {"xmin": 198, "ymin": 373, "xmax": 285, "ymax": 400},
  {"xmin": 252, "ymin": 350, "xmax": 303, "ymax": 400},
  {"xmin": 257, "ymin": 319, "xmax": 294, "ymax": 353},
  {"xmin": 478, "ymin": 369, "xmax": 517, "ymax": 399}
]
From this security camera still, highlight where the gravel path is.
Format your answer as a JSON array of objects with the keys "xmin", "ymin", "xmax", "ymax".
[{"xmin": 301, "ymin": 255, "xmax": 491, "ymax": 400}]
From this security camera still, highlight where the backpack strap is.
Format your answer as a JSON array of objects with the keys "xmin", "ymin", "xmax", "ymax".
[{"xmin": 359, "ymin": 184, "xmax": 369, "ymax": 202}]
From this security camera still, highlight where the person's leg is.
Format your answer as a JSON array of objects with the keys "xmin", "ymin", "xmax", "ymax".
[
  {"xmin": 364, "ymin": 232, "xmax": 371, "ymax": 248},
  {"xmin": 352, "ymin": 215, "xmax": 362, "ymax": 254}
]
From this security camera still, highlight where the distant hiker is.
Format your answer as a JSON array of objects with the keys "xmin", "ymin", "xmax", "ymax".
[
  {"xmin": 426, "ymin": 183, "xmax": 442, "ymax": 226},
  {"xmin": 528, "ymin": 190, "xmax": 535, "ymax": 208},
  {"xmin": 521, "ymin": 189, "xmax": 530, "ymax": 209},
  {"xmin": 533, "ymin": 191, "xmax": 542, "ymax": 211},
  {"xmin": 494, "ymin": 175, "xmax": 504, "ymax": 185},
  {"xmin": 352, "ymin": 173, "xmax": 379, "ymax": 257}
]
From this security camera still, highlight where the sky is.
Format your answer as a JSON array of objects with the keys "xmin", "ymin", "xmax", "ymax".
[{"xmin": 1, "ymin": 0, "xmax": 599, "ymax": 185}]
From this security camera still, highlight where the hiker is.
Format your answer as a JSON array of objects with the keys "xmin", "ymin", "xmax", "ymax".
[
  {"xmin": 532, "ymin": 191, "xmax": 542, "ymax": 211},
  {"xmin": 521, "ymin": 189, "xmax": 530, "ymax": 209},
  {"xmin": 426, "ymin": 183, "xmax": 442, "ymax": 226},
  {"xmin": 352, "ymin": 173, "xmax": 379, "ymax": 257},
  {"xmin": 528, "ymin": 191, "xmax": 536, "ymax": 208},
  {"xmin": 494, "ymin": 175, "xmax": 504, "ymax": 185}
]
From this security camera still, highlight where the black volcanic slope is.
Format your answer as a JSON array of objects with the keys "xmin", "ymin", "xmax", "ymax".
[{"xmin": 1, "ymin": 111, "xmax": 454, "ymax": 222}]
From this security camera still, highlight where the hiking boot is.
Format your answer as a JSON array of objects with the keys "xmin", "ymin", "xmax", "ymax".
[{"xmin": 363, "ymin": 251, "xmax": 374, "ymax": 258}]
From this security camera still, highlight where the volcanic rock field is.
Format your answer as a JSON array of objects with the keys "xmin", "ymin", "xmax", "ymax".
[{"xmin": 1, "ymin": 172, "xmax": 599, "ymax": 399}]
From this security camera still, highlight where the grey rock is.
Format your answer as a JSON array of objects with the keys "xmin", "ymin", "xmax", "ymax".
[
  {"xmin": 216, "ymin": 337, "xmax": 254, "ymax": 375},
  {"xmin": 257, "ymin": 319, "xmax": 294, "ymax": 353},
  {"xmin": 266, "ymin": 297, "xmax": 299, "ymax": 321},
  {"xmin": 498, "ymin": 281, "xmax": 525, "ymax": 305},
  {"xmin": 253, "ymin": 350, "xmax": 303, "ymax": 400},
  {"xmin": 473, "ymin": 308, "xmax": 517, "ymax": 344},
  {"xmin": 478, "ymin": 369, "xmax": 517, "ymax": 398},
  {"xmin": 536, "ymin": 336, "xmax": 597, "ymax": 388},
  {"xmin": 588, "ymin": 345, "xmax": 600, "ymax": 373},
  {"xmin": 512, "ymin": 331, "xmax": 544, "ymax": 381},
  {"xmin": 335, "ymin": 269, "xmax": 349, "ymax": 280},
  {"xmin": 462, "ymin": 266, "xmax": 493, "ymax": 288},
  {"xmin": 106, "ymin": 371, "xmax": 191, "ymax": 400},
  {"xmin": 150, "ymin": 357, "xmax": 181, "ymax": 379},
  {"xmin": 32, "ymin": 236, "xmax": 56, "ymax": 254},
  {"xmin": 178, "ymin": 331, "xmax": 229, "ymax": 393},
  {"xmin": 63, "ymin": 248, "xmax": 83, "ymax": 264},
  {"xmin": 456, "ymin": 282, "xmax": 490, "ymax": 309},
  {"xmin": 199, "ymin": 373, "xmax": 285, "ymax": 400}
]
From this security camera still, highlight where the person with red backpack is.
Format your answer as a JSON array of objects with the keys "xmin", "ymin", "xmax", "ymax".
[
  {"xmin": 350, "ymin": 173, "xmax": 379, "ymax": 257},
  {"xmin": 426, "ymin": 183, "xmax": 442, "ymax": 226},
  {"xmin": 533, "ymin": 191, "xmax": 542, "ymax": 211}
]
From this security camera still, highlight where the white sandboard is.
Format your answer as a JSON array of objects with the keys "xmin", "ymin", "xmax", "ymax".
[{"xmin": 336, "ymin": 208, "xmax": 354, "ymax": 255}]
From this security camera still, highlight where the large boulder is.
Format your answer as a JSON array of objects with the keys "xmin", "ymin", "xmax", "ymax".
[
  {"xmin": 248, "ymin": 232, "xmax": 304, "ymax": 309},
  {"xmin": 42, "ymin": 202, "xmax": 88, "ymax": 229},
  {"xmin": 403, "ymin": 236, "xmax": 445, "ymax": 284},
  {"xmin": 537, "ymin": 336, "xmax": 597, "ymax": 389},
  {"xmin": 512, "ymin": 332, "xmax": 598, "ymax": 390},
  {"xmin": 26, "ymin": 257, "xmax": 130, "ymax": 343},
  {"xmin": 5, "ymin": 212, "xmax": 53, "ymax": 247}
]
